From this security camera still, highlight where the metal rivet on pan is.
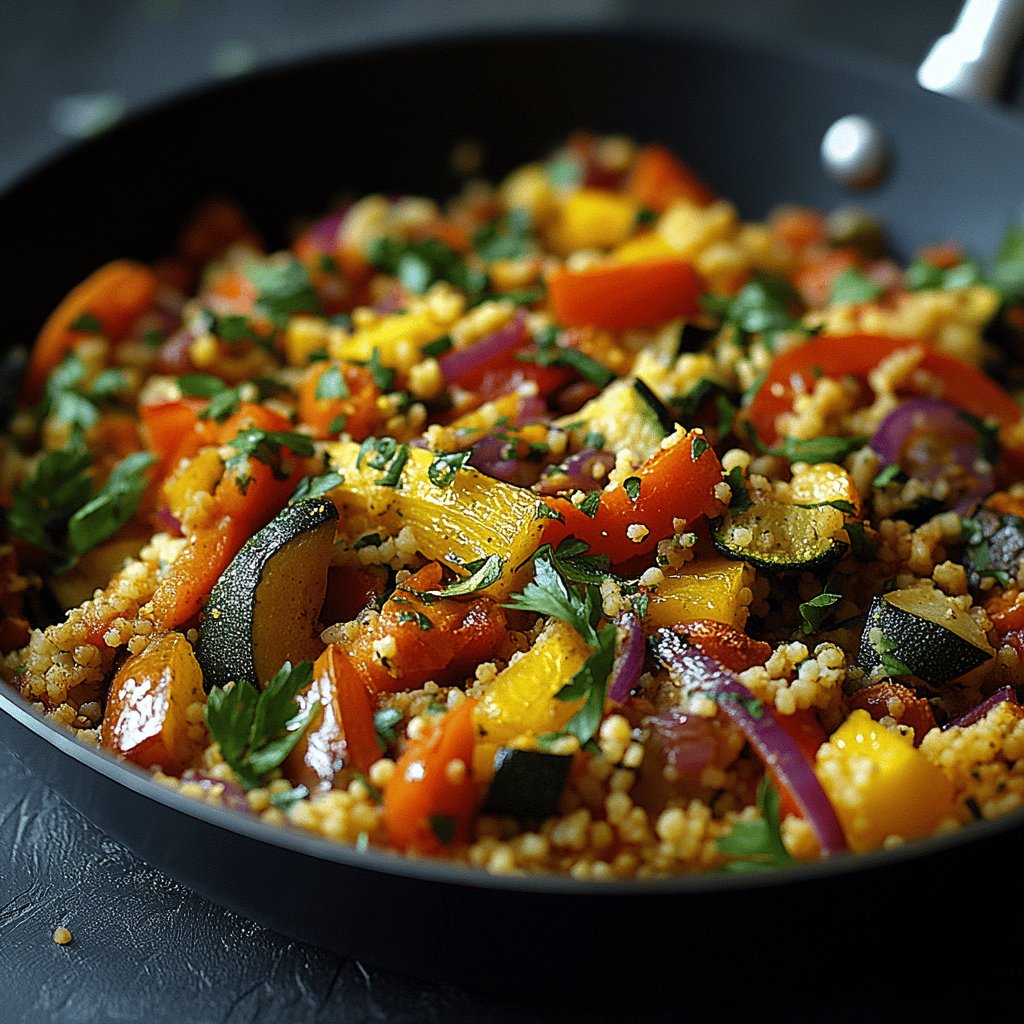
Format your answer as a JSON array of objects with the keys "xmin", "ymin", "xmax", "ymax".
[{"xmin": 820, "ymin": 114, "xmax": 890, "ymax": 190}]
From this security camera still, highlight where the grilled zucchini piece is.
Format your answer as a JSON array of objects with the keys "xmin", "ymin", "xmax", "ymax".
[
  {"xmin": 198, "ymin": 497, "xmax": 338, "ymax": 691},
  {"xmin": 857, "ymin": 584, "xmax": 994, "ymax": 686}
]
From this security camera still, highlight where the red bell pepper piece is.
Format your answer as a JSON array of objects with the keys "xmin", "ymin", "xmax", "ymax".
[
  {"xmin": 540, "ymin": 429, "xmax": 724, "ymax": 564},
  {"xmin": 547, "ymin": 257, "xmax": 703, "ymax": 332},
  {"xmin": 747, "ymin": 333, "xmax": 1023, "ymax": 446}
]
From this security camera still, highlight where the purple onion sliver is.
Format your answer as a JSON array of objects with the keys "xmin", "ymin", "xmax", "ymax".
[
  {"xmin": 654, "ymin": 630, "xmax": 849, "ymax": 856},
  {"xmin": 870, "ymin": 398, "xmax": 969, "ymax": 466},
  {"xmin": 943, "ymin": 685, "xmax": 1019, "ymax": 730},
  {"xmin": 438, "ymin": 311, "xmax": 526, "ymax": 385},
  {"xmin": 307, "ymin": 208, "xmax": 348, "ymax": 252},
  {"xmin": 513, "ymin": 395, "xmax": 549, "ymax": 426},
  {"xmin": 180, "ymin": 771, "xmax": 252, "ymax": 815},
  {"xmin": 650, "ymin": 710, "xmax": 718, "ymax": 776},
  {"xmin": 608, "ymin": 612, "xmax": 646, "ymax": 703},
  {"xmin": 154, "ymin": 505, "xmax": 184, "ymax": 537}
]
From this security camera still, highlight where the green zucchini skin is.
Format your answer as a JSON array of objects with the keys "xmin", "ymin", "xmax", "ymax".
[
  {"xmin": 857, "ymin": 586, "xmax": 994, "ymax": 686},
  {"xmin": 711, "ymin": 501, "xmax": 847, "ymax": 573},
  {"xmin": 481, "ymin": 748, "xmax": 572, "ymax": 820},
  {"xmin": 556, "ymin": 376, "xmax": 674, "ymax": 463},
  {"xmin": 198, "ymin": 497, "xmax": 339, "ymax": 692}
]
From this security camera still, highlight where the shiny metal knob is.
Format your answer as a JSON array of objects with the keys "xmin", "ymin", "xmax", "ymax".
[{"xmin": 820, "ymin": 114, "xmax": 889, "ymax": 190}]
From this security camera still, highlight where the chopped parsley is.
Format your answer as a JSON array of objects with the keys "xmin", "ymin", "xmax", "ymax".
[
  {"xmin": 798, "ymin": 589, "xmax": 843, "ymax": 634},
  {"xmin": 702, "ymin": 274, "xmax": 812, "ymax": 348},
  {"xmin": 427, "ymin": 449, "xmax": 472, "ymax": 488},
  {"xmin": 577, "ymin": 490, "xmax": 602, "ymax": 518},
  {"xmin": 290, "ymin": 470, "xmax": 344, "ymax": 503},
  {"xmin": 177, "ymin": 373, "xmax": 243, "ymax": 421},
  {"xmin": 555, "ymin": 621, "xmax": 618, "ymax": 745},
  {"xmin": 356, "ymin": 436, "xmax": 410, "ymax": 488},
  {"xmin": 872, "ymin": 462, "xmax": 904, "ymax": 489},
  {"xmin": 428, "ymin": 813, "xmax": 458, "ymax": 845},
  {"xmin": 225, "ymin": 428, "xmax": 315, "ymax": 492},
  {"xmin": 205, "ymin": 660, "xmax": 319, "ymax": 790},
  {"xmin": 365, "ymin": 347, "xmax": 395, "ymax": 392},
  {"xmin": 472, "ymin": 207, "xmax": 536, "ymax": 262},
  {"xmin": 373, "ymin": 707, "xmax": 403, "ymax": 749},
  {"xmin": 7, "ymin": 435, "xmax": 154, "ymax": 570},
  {"xmin": 516, "ymin": 325, "xmax": 615, "ymax": 388},
  {"xmin": 724, "ymin": 466, "xmax": 752, "ymax": 514},
  {"xmin": 246, "ymin": 256, "xmax": 322, "ymax": 327},
  {"xmin": 717, "ymin": 777, "xmax": 794, "ymax": 872},
  {"xmin": 744, "ymin": 420, "xmax": 867, "ymax": 465},
  {"xmin": 41, "ymin": 352, "xmax": 128, "ymax": 428},
  {"xmin": 315, "ymin": 365, "xmax": 351, "ymax": 400},
  {"xmin": 367, "ymin": 236, "xmax": 489, "ymax": 303},
  {"xmin": 623, "ymin": 476, "xmax": 641, "ymax": 502},
  {"xmin": 829, "ymin": 267, "xmax": 883, "ymax": 305}
]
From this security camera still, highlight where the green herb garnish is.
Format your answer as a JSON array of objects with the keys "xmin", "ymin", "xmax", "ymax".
[
  {"xmin": 205, "ymin": 660, "xmax": 319, "ymax": 790},
  {"xmin": 717, "ymin": 778, "xmax": 795, "ymax": 872}
]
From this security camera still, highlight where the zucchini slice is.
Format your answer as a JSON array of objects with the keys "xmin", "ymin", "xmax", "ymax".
[
  {"xmin": 712, "ymin": 500, "xmax": 847, "ymax": 572},
  {"xmin": 556, "ymin": 376, "xmax": 674, "ymax": 464},
  {"xmin": 198, "ymin": 497, "xmax": 339, "ymax": 691},
  {"xmin": 481, "ymin": 748, "xmax": 572, "ymax": 819},
  {"xmin": 857, "ymin": 585, "xmax": 994, "ymax": 686}
]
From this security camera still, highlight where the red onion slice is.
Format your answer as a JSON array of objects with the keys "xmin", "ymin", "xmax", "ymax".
[
  {"xmin": 608, "ymin": 612, "xmax": 645, "ymax": 703},
  {"xmin": 306, "ymin": 207, "xmax": 348, "ymax": 252},
  {"xmin": 438, "ymin": 311, "xmax": 526, "ymax": 385},
  {"xmin": 154, "ymin": 505, "xmax": 184, "ymax": 537},
  {"xmin": 871, "ymin": 397, "xmax": 994, "ymax": 515},
  {"xmin": 943, "ymin": 685, "xmax": 1019, "ymax": 730},
  {"xmin": 535, "ymin": 447, "xmax": 616, "ymax": 495},
  {"xmin": 652, "ymin": 627, "xmax": 849, "ymax": 856}
]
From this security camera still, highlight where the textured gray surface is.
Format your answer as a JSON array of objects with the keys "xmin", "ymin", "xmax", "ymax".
[{"xmin": 0, "ymin": 2, "xmax": 1015, "ymax": 1022}]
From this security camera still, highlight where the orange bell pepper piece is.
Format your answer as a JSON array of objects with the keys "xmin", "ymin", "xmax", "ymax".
[
  {"xmin": 23, "ymin": 259, "xmax": 157, "ymax": 403},
  {"xmin": 541, "ymin": 429, "xmax": 723, "ymax": 564},
  {"xmin": 747, "ymin": 333, "xmax": 1023, "ymax": 446},
  {"xmin": 149, "ymin": 403, "xmax": 311, "ymax": 629},
  {"xmin": 297, "ymin": 361, "xmax": 382, "ymax": 441},
  {"xmin": 546, "ymin": 256, "xmax": 702, "ymax": 331},
  {"xmin": 382, "ymin": 697, "xmax": 478, "ymax": 853},
  {"xmin": 625, "ymin": 143, "xmax": 715, "ymax": 212},
  {"xmin": 347, "ymin": 563, "xmax": 508, "ymax": 694}
]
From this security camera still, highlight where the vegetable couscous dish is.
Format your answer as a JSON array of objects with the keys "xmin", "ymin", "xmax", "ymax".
[{"xmin": 4, "ymin": 133, "xmax": 1024, "ymax": 877}]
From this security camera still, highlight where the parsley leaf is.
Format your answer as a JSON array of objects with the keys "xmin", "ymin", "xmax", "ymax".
[
  {"xmin": 356, "ymin": 436, "xmax": 410, "ymax": 488},
  {"xmin": 744, "ymin": 420, "xmax": 867, "ymax": 465},
  {"xmin": 205, "ymin": 660, "xmax": 319, "ymax": 789},
  {"xmin": 290, "ymin": 470, "xmax": 344, "ymax": 502},
  {"xmin": 245, "ymin": 257, "xmax": 322, "ymax": 327},
  {"xmin": 66, "ymin": 451, "xmax": 155, "ymax": 557},
  {"xmin": 428, "ymin": 449, "xmax": 472, "ymax": 488},
  {"xmin": 7, "ymin": 433, "xmax": 94, "ymax": 557},
  {"xmin": 798, "ymin": 590, "xmax": 843, "ymax": 634},
  {"xmin": 504, "ymin": 555, "xmax": 599, "ymax": 644},
  {"xmin": 315, "ymin": 365, "xmax": 351, "ymax": 400},
  {"xmin": 367, "ymin": 236, "xmax": 489, "ymax": 303},
  {"xmin": 702, "ymin": 275, "xmax": 811, "ymax": 348},
  {"xmin": 717, "ymin": 777, "xmax": 794, "ymax": 872},
  {"xmin": 225, "ymin": 428, "xmax": 315, "ymax": 491},
  {"xmin": 724, "ymin": 466, "xmax": 752, "ymax": 513},
  {"xmin": 555, "ymin": 622, "xmax": 617, "ymax": 745},
  {"xmin": 829, "ymin": 267, "xmax": 883, "ymax": 305},
  {"xmin": 516, "ymin": 325, "xmax": 614, "ymax": 388},
  {"xmin": 373, "ymin": 707, "xmax": 403, "ymax": 750}
]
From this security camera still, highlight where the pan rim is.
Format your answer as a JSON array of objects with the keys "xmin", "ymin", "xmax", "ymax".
[{"xmin": 2, "ymin": 18, "xmax": 1024, "ymax": 901}]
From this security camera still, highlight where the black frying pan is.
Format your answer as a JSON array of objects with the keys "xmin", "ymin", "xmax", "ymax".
[{"xmin": 2, "ymin": 22, "xmax": 1024, "ymax": 998}]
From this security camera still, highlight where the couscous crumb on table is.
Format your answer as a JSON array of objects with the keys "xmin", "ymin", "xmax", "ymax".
[{"xmin": 3, "ymin": 132, "xmax": 1024, "ymax": 876}]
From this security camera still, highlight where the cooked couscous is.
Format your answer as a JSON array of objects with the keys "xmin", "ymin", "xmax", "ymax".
[{"xmin": 3, "ymin": 133, "xmax": 1024, "ymax": 877}]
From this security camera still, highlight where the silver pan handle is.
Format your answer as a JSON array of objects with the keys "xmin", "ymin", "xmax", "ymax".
[{"xmin": 918, "ymin": 0, "xmax": 1024, "ymax": 101}]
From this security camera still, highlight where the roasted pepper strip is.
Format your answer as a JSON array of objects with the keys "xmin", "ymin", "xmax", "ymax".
[
  {"xmin": 383, "ymin": 697, "xmax": 478, "ymax": 853},
  {"xmin": 24, "ymin": 260, "xmax": 157, "ymax": 403},
  {"xmin": 546, "ymin": 257, "xmax": 703, "ymax": 331},
  {"xmin": 747, "ymin": 334, "xmax": 1023, "ymax": 446},
  {"xmin": 625, "ymin": 143, "xmax": 716, "ymax": 212},
  {"xmin": 540, "ymin": 429, "xmax": 724, "ymax": 564}
]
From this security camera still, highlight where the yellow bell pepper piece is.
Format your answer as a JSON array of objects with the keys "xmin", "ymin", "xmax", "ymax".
[
  {"xmin": 644, "ymin": 557, "xmax": 754, "ymax": 629},
  {"xmin": 472, "ymin": 619, "xmax": 592, "ymax": 780},
  {"xmin": 612, "ymin": 232, "xmax": 677, "ymax": 265},
  {"xmin": 325, "ymin": 441, "xmax": 546, "ymax": 599},
  {"xmin": 329, "ymin": 309, "xmax": 450, "ymax": 372},
  {"xmin": 816, "ymin": 709, "xmax": 955, "ymax": 853},
  {"xmin": 552, "ymin": 188, "xmax": 641, "ymax": 254}
]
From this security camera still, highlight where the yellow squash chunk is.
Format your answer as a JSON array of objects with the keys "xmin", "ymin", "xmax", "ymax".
[
  {"xmin": 644, "ymin": 557, "xmax": 754, "ymax": 629},
  {"xmin": 815, "ymin": 709, "xmax": 955, "ymax": 853},
  {"xmin": 613, "ymin": 232, "xmax": 677, "ymax": 265},
  {"xmin": 552, "ymin": 188, "xmax": 641, "ymax": 253},
  {"xmin": 472, "ymin": 619, "xmax": 592, "ymax": 780},
  {"xmin": 330, "ymin": 309, "xmax": 451, "ymax": 371},
  {"xmin": 325, "ymin": 441, "xmax": 547, "ymax": 599}
]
